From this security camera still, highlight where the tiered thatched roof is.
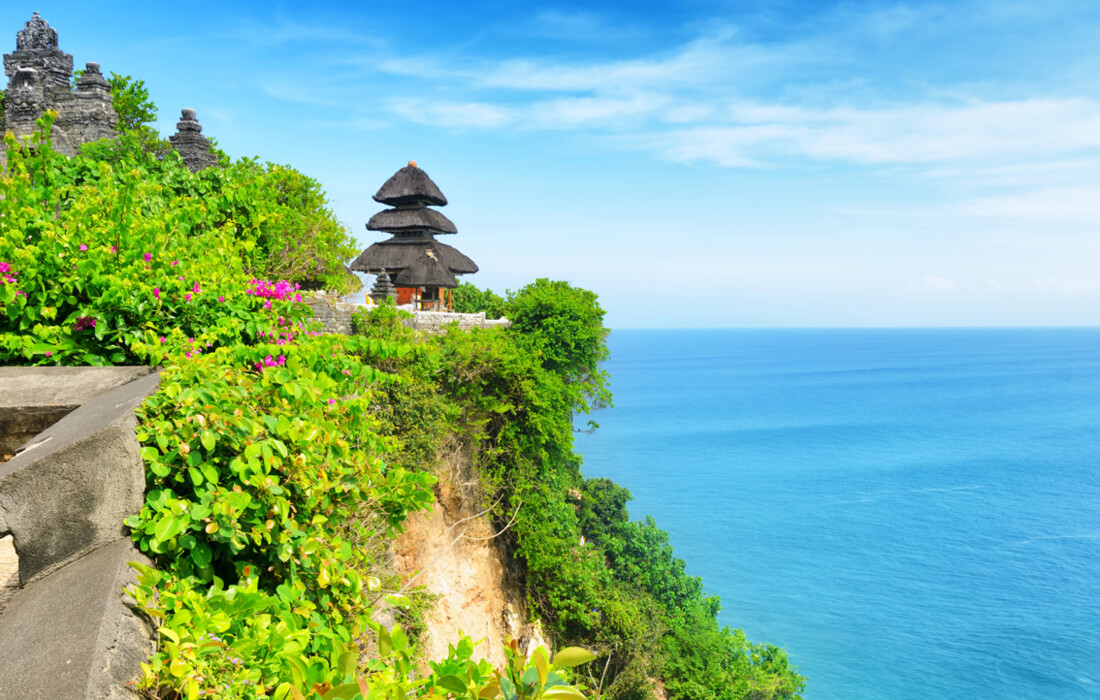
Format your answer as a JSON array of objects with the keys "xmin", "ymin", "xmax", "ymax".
[{"xmin": 350, "ymin": 161, "xmax": 478, "ymax": 288}]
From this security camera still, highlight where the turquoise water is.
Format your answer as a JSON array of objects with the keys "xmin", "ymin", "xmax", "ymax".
[{"xmin": 575, "ymin": 329, "xmax": 1100, "ymax": 699}]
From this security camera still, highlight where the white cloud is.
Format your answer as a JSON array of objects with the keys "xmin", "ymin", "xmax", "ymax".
[
  {"xmin": 923, "ymin": 276, "xmax": 959, "ymax": 293},
  {"xmin": 386, "ymin": 98, "xmax": 514, "ymax": 129},
  {"xmin": 959, "ymin": 184, "xmax": 1100, "ymax": 223},
  {"xmin": 1030, "ymin": 277, "xmax": 1100, "ymax": 295}
]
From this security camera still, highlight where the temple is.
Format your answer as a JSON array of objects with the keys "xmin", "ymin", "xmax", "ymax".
[
  {"xmin": 350, "ymin": 162, "xmax": 478, "ymax": 310},
  {"xmin": 2, "ymin": 14, "xmax": 217, "ymax": 172},
  {"xmin": 2, "ymin": 13, "xmax": 117, "ymax": 156}
]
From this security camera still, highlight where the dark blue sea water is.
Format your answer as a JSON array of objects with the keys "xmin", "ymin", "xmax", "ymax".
[{"xmin": 575, "ymin": 329, "xmax": 1100, "ymax": 700}]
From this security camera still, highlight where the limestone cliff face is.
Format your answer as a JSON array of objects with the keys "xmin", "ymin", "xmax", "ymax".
[{"xmin": 393, "ymin": 441, "xmax": 546, "ymax": 669}]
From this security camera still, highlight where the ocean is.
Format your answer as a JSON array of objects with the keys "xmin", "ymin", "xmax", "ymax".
[{"xmin": 575, "ymin": 328, "xmax": 1100, "ymax": 700}]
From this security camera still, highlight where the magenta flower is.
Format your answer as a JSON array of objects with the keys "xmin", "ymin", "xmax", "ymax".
[
  {"xmin": 152, "ymin": 288, "xmax": 160, "ymax": 300},
  {"xmin": 45, "ymin": 350, "xmax": 52, "ymax": 357},
  {"xmin": 79, "ymin": 244, "xmax": 88, "ymax": 252},
  {"xmin": 218, "ymin": 296, "xmax": 224, "ymax": 303},
  {"xmin": 185, "ymin": 293, "xmax": 192, "ymax": 301},
  {"xmin": 74, "ymin": 316, "xmax": 96, "ymax": 331},
  {"xmin": 328, "ymin": 398, "xmax": 336, "ymax": 405},
  {"xmin": 144, "ymin": 253, "xmax": 152, "ymax": 262},
  {"xmin": 171, "ymin": 260, "xmax": 179, "ymax": 267}
]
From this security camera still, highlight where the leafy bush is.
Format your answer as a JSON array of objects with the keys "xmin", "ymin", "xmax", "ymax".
[{"xmin": 452, "ymin": 281, "xmax": 507, "ymax": 318}]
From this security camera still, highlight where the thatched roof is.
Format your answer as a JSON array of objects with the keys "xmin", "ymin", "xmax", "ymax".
[
  {"xmin": 366, "ymin": 206, "xmax": 457, "ymax": 235},
  {"xmin": 393, "ymin": 249, "xmax": 458, "ymax": 289},
  {"xmin": 373, "ymin": 163, "xmax": 448, "ymax": 207},
  {"xmin": 349, "ymin": 237, "xmax": 478, "ymax": 275}
]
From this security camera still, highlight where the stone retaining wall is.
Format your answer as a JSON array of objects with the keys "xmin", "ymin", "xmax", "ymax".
[
  {"xmin": 305, "ymin": 292, "xmax": 511, "ymax": 336},
  {"xmin": 0, "ymin": 367, "xmax": 158, "ymax": 698}
]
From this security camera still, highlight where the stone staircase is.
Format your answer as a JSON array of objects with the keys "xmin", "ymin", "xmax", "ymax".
[{"xmin": 0, "ymin": 367, "xmax": 159, "ymax": 699}]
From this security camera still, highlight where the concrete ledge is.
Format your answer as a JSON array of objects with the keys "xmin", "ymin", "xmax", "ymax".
[
  {"xmin": 0, "ymin": 371, "xmax": 159, "ymax": 584},
  {"xmin": 0, "ymin": 367, "xmax": 153, "ymax": 459},
  {"xmin": 0, "ymin": 538, "xmax": 152, "ymax": 700},
  {"xmin": 0, "ymin": 366, "xmax": 154, "ymax": 409}
]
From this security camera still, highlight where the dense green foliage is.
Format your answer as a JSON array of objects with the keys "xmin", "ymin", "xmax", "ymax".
[
  {"xmin": 105, "ymin": 72, "xmax": 158, "ymax": 132},
  {"xmin": 2, "ymin": 114, "xmax": 802, "ymax": 699},
  {"xmin": 355, "ymin": 286, "xmax": 805, "ymax": 700},
  {"xmin": 451, "ymin": 281, "xmax": 506, "ymax": 318},
  {"xmin": 0, "ymin": 114, "xmax": 357, "ymax": 368},
  {"xmin": 1, "ymin": 116, "xmax": 596, "ymax": 699}
]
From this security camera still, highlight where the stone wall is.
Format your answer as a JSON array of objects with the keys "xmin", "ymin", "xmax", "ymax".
[
  {"xmin": 0, "ymin": 367, "xmax": 158, "ymax": 698},
  {"xmin": 305, "ymin": 291, "xmax": 511, "ymax": 336}
]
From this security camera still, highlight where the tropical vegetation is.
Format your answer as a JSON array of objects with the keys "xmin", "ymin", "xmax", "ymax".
[{"xmin": 0, "ymin": 100, "xmax": 803, "ymax": 698}]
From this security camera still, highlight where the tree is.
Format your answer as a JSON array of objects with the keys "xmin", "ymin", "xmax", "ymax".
[
  {"xmin": 106, "ymin": 72, "xmax": 157, "ymax": 132},
  {"xmin": 505, "ymin": 278, "xmax": 612, "ymax": 413}
]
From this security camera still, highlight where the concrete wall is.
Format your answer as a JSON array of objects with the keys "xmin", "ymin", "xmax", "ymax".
[{"xmin": 0, "ymin": 367, "xmax": 158, "ymax": 699}]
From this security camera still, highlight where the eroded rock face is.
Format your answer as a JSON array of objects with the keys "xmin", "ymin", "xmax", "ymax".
[
  {"xmin": 393, "ymin": 442, "xmax": 541, "ymax": 669},
  {"xmin": 0, "ymin": 535, "xmax": 17, "ymax": 614},
  {"xmin": 2, "ymin": 13, "xmax": 118, "ymax": 157}
]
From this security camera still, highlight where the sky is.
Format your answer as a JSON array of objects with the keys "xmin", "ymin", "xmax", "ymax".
[{"xmin": 4, "ymin": 1, "xmax": 1100, "ymax": 328}]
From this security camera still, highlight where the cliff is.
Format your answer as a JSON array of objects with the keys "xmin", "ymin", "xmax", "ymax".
[{"xmin": 393, "ymin": 440, "xmax": 547, "ymax": 670}]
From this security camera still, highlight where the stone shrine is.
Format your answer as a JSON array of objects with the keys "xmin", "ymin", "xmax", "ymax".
[
  {"xmin": 2, "ymin": 13, "xmax": 117, "ymax": 156},
  {"xmin": 2, "ymin": 13, "xmax": 218, "ymax": 172},
  {"xmin": 168, "ymin": 108, "xmax": 218, "ymax": 172}
]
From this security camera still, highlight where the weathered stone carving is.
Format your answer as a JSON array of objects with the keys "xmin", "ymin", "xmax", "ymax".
[
  {"xmin": 168, "ymin": 108, "xmax": 218, "ymax": 172},
  {"xmin": 2, "ymin": 13, "xmax": 117, "ymax": 159},
  {"xmin": 168, "ymin": 110, "xmax": 217, "ymax": 173},
  {"xmin": 370, "ymin": 269, "xmax": 397, "ymax": 304}
]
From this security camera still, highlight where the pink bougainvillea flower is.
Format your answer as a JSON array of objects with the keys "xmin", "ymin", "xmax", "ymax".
[
  {"xmin": 110, "ymin": 246, "xmax": 117, "ymax": 254},
  {"xmin": 185, "ymin": 293, "xmax": 192, "ymax": 301},
  {"xmin": 159, "ymin": 337, "xmax": 165, "ymax": 343},
  {"xmin": 218, "ymin": 296, "xmax": 224, "ymax": 303},
  {"xmin": 79, "ymin": 244, "xmax": 88, "ymax": 251},
  {"xmin": 171, "ymin": 260, "xmax": 179, "ymax": 267},
  {"xmin": 143, "ymin": 253, "xmax": 152, "ymax": 262},
  {"xmin": 74, "ymin": 316, "xmax": 96, "ymax": 331},
  {"xmin": 152, "ymin": 288, "xmax": 160, "ymax": 299},
  {"xmin": 192, "ymin": 282, "xmax": 201, "ymax": 294},
  {"xmin": 45, "ymin": 351, "xmax": 52, "ymax": 357}
]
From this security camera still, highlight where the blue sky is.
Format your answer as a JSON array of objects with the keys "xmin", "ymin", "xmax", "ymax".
[{"xmin": 5, "ymin": 2, "xmax": 1100, "ymax": 327}]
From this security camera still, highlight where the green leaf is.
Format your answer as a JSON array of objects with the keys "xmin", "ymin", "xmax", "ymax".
[
  {"xmin": 540, "ymin": 687, "xmax": 586, "ymax": 699},
  {"xmin": 437, "ymin": 675, "xmax": 468, "ymax": 694},
  {"xmin": 200, "ymin": 429, "xmax": 215, "ymax": 451},
  {"xmin": 154, "ymin": 513, "xmax": 183, "ymax": 543},
  {"xmin": 384, "ymin": 593, "xmax": 412, "ymax": 608},
  {"xmin": 377, "ymin": 625, "xmax": 392, "ymax": 657},
  {"xmin": 322, "ymin": 683, "xmax": 365, "ymax": 700},
  {"xmin": 191, "ymin": 543, "xmax": 213, "ymax": 568},
  {"xmin": 551, "ymin": 647, "xmax": 596, "ymax": 669},
  {"xmin": 337, "ymin": 650, "xmax": 357, "ymax": 677}
]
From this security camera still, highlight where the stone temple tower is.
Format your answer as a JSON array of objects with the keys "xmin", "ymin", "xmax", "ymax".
[{"xmin": 2, "ymin": 12, "xmax": 117, "ymax": 156}]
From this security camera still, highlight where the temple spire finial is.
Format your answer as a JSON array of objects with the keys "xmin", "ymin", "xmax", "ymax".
[{"xmin": 16, "ymin": 12, "xmax": 58, "ymax": 51}]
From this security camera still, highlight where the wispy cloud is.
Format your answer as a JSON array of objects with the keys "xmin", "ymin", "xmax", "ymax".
[
  {"xmin": 247, "ymin": 3, "xmax": 1100, "ymax": 207},
  {"xmin": 923, "ymin": 276, "xmax": 959, "ymax": 293},
  {"xmin": 959, "ymin": 185, "xmax": 1100, "ymax": 223}
]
